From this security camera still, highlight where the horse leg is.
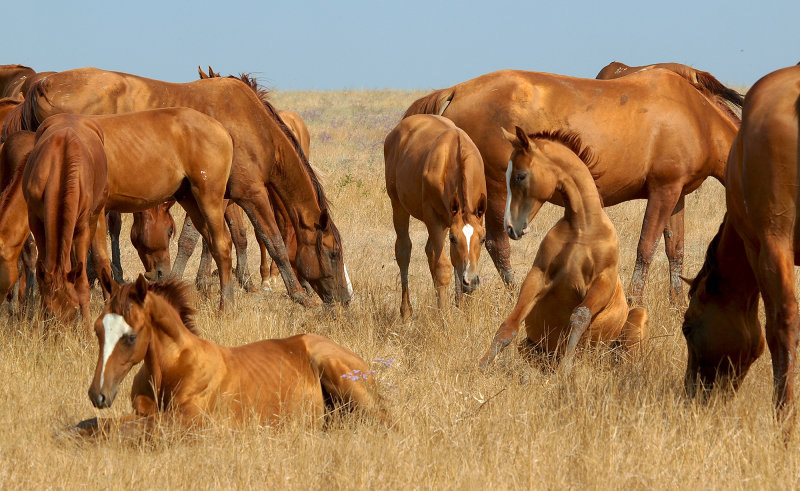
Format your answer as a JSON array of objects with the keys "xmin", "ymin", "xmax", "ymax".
[
  {"xmin": 479, "ymin": 267, "xmax": 545, "ymax": 369},
  {"xmin": 21, "ymin": 235, "xmax": 36, "ymax": 305},
  {"xmin": 628, "ymin": 189, "xmax": 682, "ymax": 305},
  {"xmin": 235, "ymin": 192, "xmax": 312, "ymax": 306},
  {"xmin": 756, "ymin": 237, "xmax": 799, "ymax": 428},
  {"xmin": 424, "ymin": 223, "xmax": 451, "ymax": 310},
  {"xmin": 88, "ymin": 209, "xmax": 114, "ymax": 299},
  {"xmin": 618, "ymin": 307, "xmax": 649, "ymax": 354},
  {"xmin": 663, "ymin": 195, "xmax": 686, "ymax": 306},
  {"xmin": 561, "ymin": 274, "xmax": 616, "ymax": 370},
  {"xmin": 106, "ymin": 211, "xmax": 124, "ymax": 283},
  {"xmin": 72, "ymin": 215, "xmax": 96, "ymax": 326},
  {"xmin": 484, "ymin": 177, "xmax": 515, "ymax": 287},
  {"xmin": 224, "ymin": 202, "xmax": 256, "ymax": 292},
  {"xmin": 170, "ymin": 215, "xmax": 200, "ymax": 281},
  {"xmin": 194, "ymin": 238, "xmax": 215, "ymax": 294},
  {"xmin": 180, "ymin": 194, "xmax": 233, "ymax": 309},
  {"xmin": 391, "ymin": 206, "xmax": 412, "ymax": 320}
]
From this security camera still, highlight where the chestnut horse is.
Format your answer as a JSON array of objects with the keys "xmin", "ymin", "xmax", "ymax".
[
  {"xmin": 23, "ymin": 108, "xmax": 233, "ymax": 324},
  {"xmin": 385, "ymin": 115, "xmax": 486, "ymax": 319},
  {"xmin": 77, "ymin": 274, "xmax": 385, "ymax": 435},
  {"xmin": 9, "ymin": 67, "xmax": 350, "ymax": 305},
  {"xmin": 682, "ymin": 65, "xmax": 800, "ymax": 425},
  {"xmin": 131, "ymin": 201, "xmax": 176, "ymax": 281},
  {"xmin": 0, "ymin": 64, "xmax": 35, "ymax": 98},
  {"xmin": 404, "ymin": 69, "xmax": 738, "ymax": 304},
  {"xmin": 595, "ymin": 61, "xmax": 744, "ymax": 123},
  {"xmin": 480, "ymin": 128, "xmax": 648, "ymax": 368}
]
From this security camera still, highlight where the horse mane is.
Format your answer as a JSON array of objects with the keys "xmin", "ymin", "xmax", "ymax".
[
  {"xmin": 528, "ymin": 129, "xmax": 601, "ymax": 175},
  {"xmin": 403, "ymin": 88, "xmax": 455, "ymax": 119},
  {"xmin": 226, "ymin": 73, "xmax": 271, "ymax": 103},
  {"xmin": 688, "ymin": 218, "xmax": 725, "ymax": 297},
  {"xmin": 113, "ymin": 278, "xmax": 199, "ymax": 334}
]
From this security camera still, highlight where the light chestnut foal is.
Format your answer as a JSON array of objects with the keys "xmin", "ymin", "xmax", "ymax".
[
  {"xmin": 480, "ymin": 127, "xmax": 648, "ymax": 368},
  {"xmin": 385, "ymin": 114, "xmax": 487, "ymax": 319},
  {"xmin": 77, "ymin": 274, "xmax": 386, "ymax": 436}
]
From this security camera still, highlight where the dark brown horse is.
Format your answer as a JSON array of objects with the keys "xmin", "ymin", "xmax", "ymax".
[
  {"xmin": 682, "ymin": 65, "xmax": 800, "ymax": 426},
  {"xmin": 24, "ymin": 108, "xmax": 234, "ymax": 323},
  {"xmin": 595, "ymin": 61, "xmax": 744, "ymax": 123},
  {"xmin": 10, "ymin": 67, "xmax": 349, "ymax": 305},
  {"xmin": 405, "ymin": 69, "xmax": 738, "ymax": 304}
]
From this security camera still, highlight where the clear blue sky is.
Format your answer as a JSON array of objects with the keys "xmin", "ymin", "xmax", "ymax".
[{"xmin": 7, "ymin": 1, "xmax": 798, "ymax": 90}]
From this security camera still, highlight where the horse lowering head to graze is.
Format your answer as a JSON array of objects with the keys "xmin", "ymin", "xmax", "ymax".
[
  {"xmin": 682, "ymin": 65, "xmax": 800, "ymax": 429},
  {"xmin": 480, "ymin": 127, "xmax": 647, "ymax": 368},
  {"xmin": 131, "ymin": 201, "xmax": 175, "ymax": 282},
  {"xmin": 404, "ymin": 69, "xmax": 738, "ymax": 305},
  {"xmin": 385, "ymin": 115, "xmax": 487, "ymax": 319},
  {"xmin": 78, "ymin": 273, "xmax": 387, "ymax": 436},
  {"xmin": 16, "ymin": 67, "xmax": 349, "ymax": 306}
]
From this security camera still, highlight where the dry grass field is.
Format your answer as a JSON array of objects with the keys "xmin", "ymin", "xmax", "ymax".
[{"xmin": 1, "ymin": 87, "xmax": 799, "ymax": 489}]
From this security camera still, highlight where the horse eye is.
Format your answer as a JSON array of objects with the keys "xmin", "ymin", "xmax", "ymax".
[
  {"xmin": 124, "ymin": 334, "xmax": 137, "ymax": 345},
  {"xmin": 514, "ymin": 173, "xmax": 527, "ymax": 184},
  {"xmin": 480, "ymin": 237, "xmax": 486, "ymax": 245},
  {"xmin": 449, "ymin": 235, "xmax": 456, "ymax": 243},
  {"xmin": 168, "ymin": 229, "xmax": 174, "ymax": 238}
]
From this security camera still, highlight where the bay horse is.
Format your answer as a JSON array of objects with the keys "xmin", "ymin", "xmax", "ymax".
[
  {"xmin": 480, "ymin": 127, "xmax": 648, "ymax": 368},
  {"xmin": 23, "ymin": 108, "xmax": 234, "ymax": 324},
  {"xmin": 384, "ymin": 115, "xmax": 487, "ymax": 319},
  {"xmin": 595, "ymin": 61, "xmax": 744, "ymax": 123},
  {"xmin": 682, "ymin": 65, "xmax": 800, "ymax": 426},
  {"xmin": 404, "ymin": 69, "xmax": 738, "ymax": 304},
  {"xmin": 10, "ymin": 67, "xmax": 350, "ymax": 306},
  {"xmin": 77, "ymin": 274, "xmax": 385, "ymax": 435}
]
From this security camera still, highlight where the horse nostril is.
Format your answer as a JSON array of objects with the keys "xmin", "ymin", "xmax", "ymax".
[
  {"xmin": 95, "ymin": 393, "xmax": 105, "ymax": 407},
  {"xmin": 157, "ymin": 270, "xmax": 163, "ymax": 280}
]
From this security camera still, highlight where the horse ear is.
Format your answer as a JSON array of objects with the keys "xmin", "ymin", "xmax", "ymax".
[
  {"xmin": 133, "ymin": 274, "xmax": 148, "ymax": 304},
  {"xmin": 501, "ymin": 127, "xmax": 517, "ymax": 145},
  {"xmin": 317, "ymin": 209, "xmax": 330, "ymax": 231},
  {"xmin": 514, "ymin": 126, "xmax": 530, "ymax": 151},
  {"xmin": 679, "ymin": 275, "xmax": 693, "ymax": 286},
  {"xmin": 198, "ymin": 66, "xmax": 209, "ymax": 79},
  {"xmin": 476, "ymin": 193, "xmax": 487, "ymax": 219},
  {"xmin": 99, "ymin": 267, "xmax": 118, "ymax": 297},
  {"xmin": 449, "ymin": 196, "xmax": 460, "ymax": 216},
  {"xmin": 208, "ymin": 66, "xmax": 218, "ymax": 78}
]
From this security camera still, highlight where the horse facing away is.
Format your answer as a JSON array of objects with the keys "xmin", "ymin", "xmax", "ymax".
[
  {"xmin": 8, "ymin": 67, "xmax": 350, "ymax": 306},
  {"xmin": 682, "ymin": 65, "xmax": 800, "ymax": 429},
  {"xmin": 23, "ymin": 108, "xmax": 234, "ymax": 324},
  {"xmin": 0, "ymin": 65, "xmax": 35, "ymax": 98},
  {"xmin": 480, "ymin": 128, "xmax": 648, "ymax": 368},
  {"xmin": 77, "ymin": 274, "xmax": 386, "ymax": 436},
  {"xmin": 595, "ymin": 61, "xmax": 744, "ymax": 120},
  {"xmin": 404, "ymin": 69, "xmax": 738, "ymax": 304},
  {"xmin": 384, "ymin": 115, "xmax": 487, "ymax": 319}
]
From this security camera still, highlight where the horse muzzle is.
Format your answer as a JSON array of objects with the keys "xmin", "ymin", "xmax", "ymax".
[
  {"xmin": 506, "ymin": 223, "xmax": 530, "ymax": 240},
  {"xmin": 462, "ymin": 272, "xmax": 480, "ymax": 294},
  {"xmin": 88, "ymin": 387, "xmax": 117, "ymax": 409}
]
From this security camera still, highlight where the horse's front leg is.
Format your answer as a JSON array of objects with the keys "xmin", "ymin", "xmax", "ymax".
[
  {"xmin": 105, "ymin": 211, "xmax": 124, "ymax": 283},
  {"xmin": 663, "ymin": 195, "xmax": 686, "ymax": 306},
  {"xmin": 560, "ymin": 273, "xmax": 616, "ymax": 370},
  {"xmin": 170, "ymin": 215, "xmax": 201, "ymax": 281},
  {"xmin": 89, "ymin": 208, "xmax": 115, "ymax": 299},
  {"xmin": 484, "ymin": 175, "xmax": 515, "ymax": 287},
  {"xmin": 424, "ymin": 222, "xmax": 451, "ymax": 310}
]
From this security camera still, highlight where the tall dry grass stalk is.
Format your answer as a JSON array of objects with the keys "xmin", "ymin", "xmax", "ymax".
[{"xmin": 1, "ymin": 88, "xmax": 798, "ymax": 489}]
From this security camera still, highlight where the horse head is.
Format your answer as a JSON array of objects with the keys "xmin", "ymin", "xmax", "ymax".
[
  {"xmin": 36, "ymin": 262, "xmax": 82, "ymax": 324},
  {"xmin": 681, "ymin": 220, "xmax": 764, "ymax": 400},
  {"xmin": 131, "ymin": 201, "xmax": 176, "ymax": 281},
  {"xmin": 294, "ymin": 208, "xmax": 352, "ymax": 304},
  {"xmin": 447, "ymin": 194, "xmax": 486, "ymax": 294},
  {"xmin": 88, "ymin": 273, "xmax": 153, "ymax": 409}
]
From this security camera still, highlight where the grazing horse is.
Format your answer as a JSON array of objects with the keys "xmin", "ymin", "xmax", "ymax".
[
  {"xmin": 384, "ymin": 115, "xmax": 487, "ymax": 319},
  {"xmin": 131, "ymin": 201, "xmax": 176, "ymax": 281},
  {"xmin": 404, "ymin": 69, "xmax": 738, "ymax": 304},
  {"xmin": 23, "ymin": 108, "xmax": 233, "ymax": 324},
  {"xmin": 595, "ymin": 61, "xmax": 744, "ymax": 123},
  {"xmin": 480, "ymin": 128, "xmax": 648, "ymax": 368},
  {"xmin": 8, "ymin": 67, "xmax": 350, "ymax": 305},
  {"xmin": 682, "ymin": 65, "xmax": 800, "ymax": 425},
  {"xmin": 77, "ymin": 274, "xmax": 385, "ymax": 435}
]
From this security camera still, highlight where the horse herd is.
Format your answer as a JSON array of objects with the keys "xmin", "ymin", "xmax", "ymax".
[{"xmin": 0, "ymin": 61, "xmax": 799, "ymax": 436}]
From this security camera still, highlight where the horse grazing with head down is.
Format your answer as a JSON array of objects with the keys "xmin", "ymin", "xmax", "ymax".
[
  {"xmin": 23, "ymin": 108, "xmax": 234, "ymax": 324},
  {"xmin": 595, "ymin": 61, "xmax": 744, "ymax": 124},
  {"xmin": 682, "ymin": 65, "xmax": 800, "ymax": 427},
  {"xmin": 405, "ymin": 69, "xmax": 738, "ymax": 305},
  {"xmin": 76, "ymin": 274, "xmax": 386, "ymax": 436},
  {"xmin": 384, "ymin": 115, "xmax": 486, "ymax": 319},
  {"xmin": 9, "ymin": 67, "xmax": 350, "ymax": 306},
  {"xmin": 480, "ymin": 127, "xmax": 648, "ymax": 368}
]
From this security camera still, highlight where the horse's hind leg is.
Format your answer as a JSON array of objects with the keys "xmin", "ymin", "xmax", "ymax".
[
  {"xmin": 663, "ymin": 195, "xmax": 685, "ymax": 306},
  {"xmin": 618, "ymin": 307, "xmax": 649, "ymax": 354},
  {"xmin": 628, "ymin": 188, "xmax": 682, "ymax": 305},
  {"xmin": 224, "ymin": 202, "xmax": 256, "ymax": 292},
  {"xmin": 391, "ymin": 205, "xmax": 412, "ymax": 320},
  {"xmin": 88, "ymin": 209, "xmax": 114, "ymax": 299},
  {"xmin": 306, "ymin": 336, "xmax": 389, "ymax": 425},
  {"xmin": 170, "ymin": 215, "xmax": 200, "ymax": 281},
  {"xmin": 21, "ymin": 234, "xmax": 36, "ymax": 304},
  {"xmin": 106, "ymin": 211, "xmax": 124, "ymax": 283}
]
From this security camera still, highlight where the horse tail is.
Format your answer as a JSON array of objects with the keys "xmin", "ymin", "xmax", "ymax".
[{"xmin": 403, "ymin": 88, "xmax": 455, "ymax": 119}]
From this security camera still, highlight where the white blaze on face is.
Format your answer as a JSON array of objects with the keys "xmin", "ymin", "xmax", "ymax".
[
  {"xmin": 462, "ymin": 224, "xmax": 474, "ymax": 280},
  {"xmin": 100, "ymin": 313, "xmax": 133, "ymax": 388},
  {"xmin": 504, "ymin": 160, "xmax": 513, "ymax": 227},
  {"xmin": 344, "ymin": 264, "xmax": 353, "ymax": 296}
]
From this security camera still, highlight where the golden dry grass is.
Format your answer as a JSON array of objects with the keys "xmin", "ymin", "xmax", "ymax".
[{"xmin": 1, "ymin": 88, "xmax": 799, "ymax": 489}]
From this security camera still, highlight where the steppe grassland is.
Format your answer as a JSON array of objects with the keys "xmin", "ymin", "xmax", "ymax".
[{"xmin": 1, "ymin": 87, "xmax": 798, "ymax": 489}]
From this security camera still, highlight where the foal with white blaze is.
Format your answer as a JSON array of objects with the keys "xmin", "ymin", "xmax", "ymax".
[{"xmin": 385, "ymin": 115, "xmax": 487, "ymax": 319}]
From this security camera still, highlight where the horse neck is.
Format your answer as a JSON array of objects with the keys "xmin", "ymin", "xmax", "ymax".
[
  {"xmin": 705, "ymin": 218, "xmax": 759, "ymax": 305},
  {"xmin": 543, "ymin": 149, "xmax": 604, "ymax": 231}
]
